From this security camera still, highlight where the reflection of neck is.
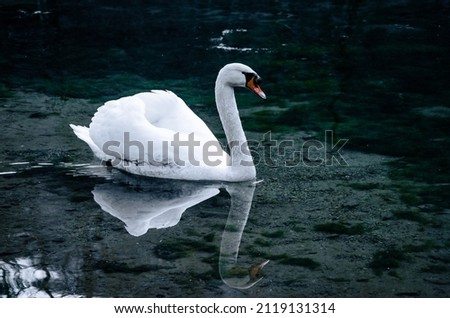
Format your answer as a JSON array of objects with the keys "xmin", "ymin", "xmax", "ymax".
[
  {"xmin": 215, "ymin": 79, "xmax": 256, "ymax": 180},
  {"xmin": 219, "ymin": 183, "xmax": 266, "ymax": 289}
]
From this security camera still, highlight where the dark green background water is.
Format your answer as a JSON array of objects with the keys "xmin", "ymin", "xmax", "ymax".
[
  {"xmin": 0, "ymin": 0, "xmax": 449, "ymax": 297},
  {"xmin": 2, "ymin": 1, "xmax": 449, "ymax": 168}
]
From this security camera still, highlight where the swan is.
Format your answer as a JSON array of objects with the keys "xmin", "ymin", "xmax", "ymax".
[{"xmin": 69, "ymin": 63, "xmax": 266, "ymax": 182}]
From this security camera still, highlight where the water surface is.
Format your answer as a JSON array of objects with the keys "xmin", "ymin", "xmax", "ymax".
[{"xmin": 1, "ymin": 0, "xmax": 449, "ymax": 297}]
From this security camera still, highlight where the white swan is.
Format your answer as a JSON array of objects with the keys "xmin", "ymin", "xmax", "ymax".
[{"xmin": 69, "ymin": 63, "xmax": 266, "ymax": 182}]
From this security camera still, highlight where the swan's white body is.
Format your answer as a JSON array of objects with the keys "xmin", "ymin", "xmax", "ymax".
[{"xmin": 70, "ymin": 63, "xmax": 265, "ymax": 181}]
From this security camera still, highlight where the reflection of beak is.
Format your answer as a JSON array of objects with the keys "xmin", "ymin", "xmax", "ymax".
[
  {"xmin": 246, "ymin": 76, "xmax": 267, "ymax": 100},
  {"xmin": 249, "ymin": 259, "xmax": 270, "ymax": 281}
]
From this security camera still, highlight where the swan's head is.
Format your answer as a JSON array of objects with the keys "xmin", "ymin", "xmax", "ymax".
[{"xmin": 218, "ymin": 63, "xmax": 266, "ymax": 99}]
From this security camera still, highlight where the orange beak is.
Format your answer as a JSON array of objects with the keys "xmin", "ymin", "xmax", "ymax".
[{"xmin": 246, "ymin": 76, "xmax": 266, "ymax": 99}]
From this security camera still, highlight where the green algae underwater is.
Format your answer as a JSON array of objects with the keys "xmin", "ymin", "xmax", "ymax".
[{"xmin": 0, "ymin": 1, "xmax": 449, "ymax": 297}]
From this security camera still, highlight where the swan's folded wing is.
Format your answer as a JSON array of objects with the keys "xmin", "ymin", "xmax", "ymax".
[
  {"xmin": 137, "ymin": 90, "xmax": 218, "ymax": 142},
  {"xmin": 89, "ymin": 94, "xmax": 171, "ymax": 164},
  {"xmin": 88, "ymin": 90, "xmax": 226, "ymax": 166}
]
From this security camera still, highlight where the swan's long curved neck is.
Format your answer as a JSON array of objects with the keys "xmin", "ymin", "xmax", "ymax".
[{"xmin": 215, "ymin": 80, "xmax": 256, "ymax": 180}]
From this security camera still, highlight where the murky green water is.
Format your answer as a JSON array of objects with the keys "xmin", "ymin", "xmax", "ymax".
[{"xmin": 1, "ymin": 1, "xmax": 449, "ymax": 297}]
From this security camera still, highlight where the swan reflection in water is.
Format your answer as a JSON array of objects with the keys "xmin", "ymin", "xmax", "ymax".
[{"xmin": 92, "ymin": 174, "xmax": 269, "ymax": 289}]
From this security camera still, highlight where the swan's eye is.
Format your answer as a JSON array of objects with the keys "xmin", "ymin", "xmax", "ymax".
[{"xmin": 243, "ymin": 72, "xmax": 260, "ymax": 85}]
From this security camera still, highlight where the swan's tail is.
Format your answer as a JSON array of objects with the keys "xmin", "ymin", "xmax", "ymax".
[{"xmin": 69, "ymin": 124, "xmax": 108, "ymax": 160}]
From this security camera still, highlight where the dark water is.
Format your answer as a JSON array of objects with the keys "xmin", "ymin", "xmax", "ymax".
[{"xmin": 1, "ymin": 0, "xmax": 449, "ymax": 297}]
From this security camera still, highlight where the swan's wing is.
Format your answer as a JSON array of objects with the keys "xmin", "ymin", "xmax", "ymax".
[
  {"xmin": 87, "ymin": 90, "xmax": 225, "ymax": 165},
  {"xmin": 137, "ymin": 91, "xmax": 217, "ymax": 141}
]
